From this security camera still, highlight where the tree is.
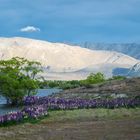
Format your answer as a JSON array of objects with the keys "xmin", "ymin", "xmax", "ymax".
[
  {"xmin": 80, "ymin": 72, "xmax": 105, "ymax": 86},
  {"xmin": 86, "ymin": 72, "xmax": 105, "ymax": 84},
  {"xmin": 0, "ymin": 57, "xmax": 42, "ymax": 105}
]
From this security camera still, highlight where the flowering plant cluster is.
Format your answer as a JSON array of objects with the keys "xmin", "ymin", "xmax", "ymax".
[
  {"xmin": 23, "ymin": 96, "xmax": 140, "ymax": 110},
  {"xmin": 0, "ymin": 111, "xmax": 24, "ymax": 124},
  {"xmin": 0, "ymin": 105, "xmax": 47, "ymax": 125},
  {"xmin": 0, "ymin": 96, "xmax": 139, "ymax": 126},
  {"xmin": 22, "ymin": 105, "xmax": 48, "ymax": 119}
]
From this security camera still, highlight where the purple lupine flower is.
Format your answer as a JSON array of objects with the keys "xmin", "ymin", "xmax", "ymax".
[{"xmin": 0, "ymin": 96, "xmax": 140, "ymax": 125}]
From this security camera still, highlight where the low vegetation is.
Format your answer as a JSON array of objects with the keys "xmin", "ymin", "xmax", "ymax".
[
  {"xmin": 0, "ymin": 96, "xmax": 139, "ymax": 126},
  {"xmin": 45, "ymin": 108, "xmax": 140, "ymax": 123},
  {"xmin": 40, "ymin": 73, "xmax": 126, "ymax": 89},
  {"xmin": 0, "ymin": 108, "xmax": 140, "ymax": 127}
]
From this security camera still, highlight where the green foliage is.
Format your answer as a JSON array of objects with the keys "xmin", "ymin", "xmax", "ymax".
[
  {"xmin": 0, "ymin": 57, "xmax": 42, "ymax": 105},
  {"xmin": 87, "ymin": 72, "xmax": 105, "ymax": 83},
  {"xmin": 112, "ymin": 76, "xmax": 126, "ymax": 80},
  {"xmin": 80, "ymin": 72, "xmax": 105, "ymax": 86},
  {"xmin": 40, "ymin": 73, "xmax": 106, "ymax": 89},
  {"xmin": 41, "ymin": 80, "xmax": 81, "ymax": 90},
  {"xmin": 40, "ymin": 73, "xmax": 127, "ymax": 90}
]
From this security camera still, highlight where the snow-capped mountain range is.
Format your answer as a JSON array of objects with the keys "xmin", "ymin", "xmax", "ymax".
[{"xmin": 0, "ymin": 37, "xmax": 139, "ymax": 80}]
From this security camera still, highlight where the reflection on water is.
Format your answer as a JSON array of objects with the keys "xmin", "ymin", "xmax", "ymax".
[
  {"xmin": 0, "ymin": 88, "xmax": 61, "ymax": 115},
  {"xmin": 36, "ymin": 88, "xmax": 62, "ymax": 97},
  {"xmin": 0, "ymin": 96, "xmax": 7, "ymax": 104},
  {"xmin": 0, "ymin": 104, "xmax": 22, "ymax": 116}
]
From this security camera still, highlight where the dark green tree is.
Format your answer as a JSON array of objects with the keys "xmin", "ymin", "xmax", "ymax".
[
  {"xmin": 0, "ymin": 57, "xmax": 42, "ymax": 105},
  {"xmin": 80, "ymin": 72, "xmax": 105, "ymax": 86},
  {"xmin": 86, "ymin": 72, "xmax": 105, "ymax": 84}
]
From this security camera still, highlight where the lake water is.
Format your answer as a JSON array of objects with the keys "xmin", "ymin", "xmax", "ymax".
[{"xmin": 0, "ymin": 88, "xmax": 62, "ymax": 115}]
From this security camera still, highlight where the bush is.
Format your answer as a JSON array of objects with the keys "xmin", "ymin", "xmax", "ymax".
[{"xmin": 80, "ymin": 72, "xmax": 105, "ymax": 86}]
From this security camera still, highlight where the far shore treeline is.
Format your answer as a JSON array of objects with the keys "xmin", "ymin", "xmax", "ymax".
[{"xmin": 40, "ymin": 74, "xmax": 126, "ymax": 90}]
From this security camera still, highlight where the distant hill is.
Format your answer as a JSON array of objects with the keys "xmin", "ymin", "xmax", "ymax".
[
  {"xmin": 0, "ymin": 37, "xmax": 139, "ymax": 80},
  {"xmin": 78, "ymin": 42, "xmax": 140, "ymax": 60}
]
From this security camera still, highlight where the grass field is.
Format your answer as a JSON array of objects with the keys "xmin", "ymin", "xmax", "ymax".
[
  {"xmin": 0, "ymin": 108, "xmax": 140, "ymax": 140},
  {"xmin": 45, "ymin": 108, "xmax": 140, "ymax": 122}
]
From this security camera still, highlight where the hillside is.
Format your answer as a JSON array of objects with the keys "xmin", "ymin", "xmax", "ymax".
[
  {"xmin": 0, "ymin": 37, "xmax": 139, "ymax": 80},
  {"xmin": 78, "ymin": 42, "xmax": 140, "ymax": 59},
  {"xmin": 51, "ymin": 77, "xmax": 140, "ymax": 99}
]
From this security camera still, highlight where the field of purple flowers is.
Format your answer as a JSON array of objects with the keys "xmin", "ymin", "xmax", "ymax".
[{"xmin": 0, "ymin": 96, "xmax": 140, "ymax": 126}]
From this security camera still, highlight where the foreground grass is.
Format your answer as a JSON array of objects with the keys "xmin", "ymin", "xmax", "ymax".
[
  {"xmin": 0, "ymin": 108, "xmax": 140, "ymax": 140},
  {"xmin": 0, "ymin": 108, "xmax": 140, "ymax": 127},
  {"xmin": 43, "ymin": 108, "xmax": 140, "ymax": 123}
]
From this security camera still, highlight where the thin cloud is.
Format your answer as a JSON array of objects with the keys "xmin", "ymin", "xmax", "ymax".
[{"xmin": 20, "ymin": 26, "xmax": 40, "ymax": 32}]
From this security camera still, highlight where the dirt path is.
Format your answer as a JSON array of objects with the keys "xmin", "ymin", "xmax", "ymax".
[{"xmin": 0, "ymin": 119, "xmax": 140, "ymax": 140}]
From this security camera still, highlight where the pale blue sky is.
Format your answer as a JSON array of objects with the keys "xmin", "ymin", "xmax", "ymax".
[{"xmin": 0, "ymin": 0, "xmax": 140, "ymax": 43}]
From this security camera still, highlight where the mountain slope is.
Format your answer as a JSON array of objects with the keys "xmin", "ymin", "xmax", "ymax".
[
  {"xmin": 78, "ymin": 42, "xmax": 140, "ymax": 60},
  {"xmin": 0, "ymin": 37, "xmax": 139, "ymax": 80},
  {"xmin": 127, "ymin": 62, "xmax": 140, "ymax": 77}
]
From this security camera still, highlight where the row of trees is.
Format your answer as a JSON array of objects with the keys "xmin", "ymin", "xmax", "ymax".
[
  {"xmin": 41, "ymin": 72, "xmax": 106, "ymax": 89},
  {"xmin": 0, "ymin": 57, "xmax": 42, "ymax": 105},
  {"xmin": 41, "ymin": 73, "xmax": 126, "ymax": 89}
]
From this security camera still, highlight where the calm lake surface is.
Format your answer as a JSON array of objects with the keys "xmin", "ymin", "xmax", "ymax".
[{"xmin": 0, "ymin": 88, "xmax": 62, "ymax": 115}]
